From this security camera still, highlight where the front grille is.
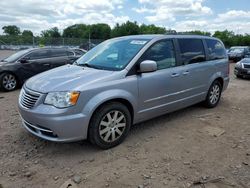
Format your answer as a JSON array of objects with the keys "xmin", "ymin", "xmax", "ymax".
[
  {"xmin": 243, "ymin": 64, "xmax": 250, "ymax": 69},
  {"xmin": 20, "ymin": 88, "xmax": 40, "ymax": 109}
]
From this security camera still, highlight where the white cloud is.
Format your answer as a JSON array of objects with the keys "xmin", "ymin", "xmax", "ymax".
[
  {"xmin": 0, "ymin": 0, "xmax": 127, "ymax": 34},
  {"xmin": 217, "ymin": 10, "xmax": 250, "ymax": 22},
  {"xmin": 135, "ymin": 0, "xmax": 212, "ymax": 23}
]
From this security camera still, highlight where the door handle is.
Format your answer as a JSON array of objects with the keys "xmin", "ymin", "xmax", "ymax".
[
  {"xmin": 183, "ymin": 71, "xmax": 190, "ymax": 75},
  {"xmin": 43, "ymin": 64, "xmax": 50, "ymax": 66},
  {"xmin": 171, "ymin": 73, "xmax": 180, "ymax": 78}
]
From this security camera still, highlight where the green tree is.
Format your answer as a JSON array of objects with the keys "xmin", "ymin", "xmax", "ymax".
[
  {"xmin": 63, "ymin": 24, "xmax": 89, "ymax": 38},
  {"xmin": 2, "ymin": 25, "xmax": 21, "ymax": 35},
  {"xmin": 213, "ymin": 30, "xmax": 235, "ymax": 47},
  {"xmin": 41, "ymin": 27, "xmax": 61, "ymax": 38},
  {"xmin": 139, "ymin": 24, "xmax": 166, "ymax": 34},
  {"xmin": 182, "ymin": 30, "xmax": 211, "ymax": 36},
  {"xmin": 111, "ymin": 21, "xmax": 140, "ymax": 37},
  {"xmin": 22, "ymin": 30, "xmax": 33, "ymax": 37},
  {"xmin": 90, "ymin": 23, "xmax": 111, "ymax": 39}
]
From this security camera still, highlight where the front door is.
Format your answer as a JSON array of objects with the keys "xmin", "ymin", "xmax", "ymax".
[
  {"xmin": 19, "ymin": 49, "xmax": 51, "ymax": 80},
  {"xmin": 137, "ymin": 39, "xmax": 186, "ymax": 120}
]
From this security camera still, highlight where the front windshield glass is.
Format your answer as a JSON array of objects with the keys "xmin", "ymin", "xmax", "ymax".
[
  {"xmin": 76, "ymin": 38, "xmax": 150, "ymax": 71},
  {"xmin": 3, "ymin": 49, "xmax": 30, "ymax": 62},
  {"xmin": 229, "ymin": 48, "xmax": 244, "ymax": 53}
]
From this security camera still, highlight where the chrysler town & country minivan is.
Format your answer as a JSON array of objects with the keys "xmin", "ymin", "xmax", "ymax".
[{"xmin": 18, "ymin": 35, "xmax": 229, "ymax": 149}]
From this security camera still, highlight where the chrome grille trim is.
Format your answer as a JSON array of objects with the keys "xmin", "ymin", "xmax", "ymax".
[
  {"xmin": 20, "ymin": 88, "xmax": 41, "ymax": 109},
  {"xmin": 243, "ymin": 64, "xmax": 250, "ymax": 69},
  {"xmin": 23, "ymin": 119, "xmax": 53, "ymax": 133}
]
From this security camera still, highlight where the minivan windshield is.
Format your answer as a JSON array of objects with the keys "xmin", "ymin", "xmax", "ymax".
[
  {"xmin": 76, "ymin": 38, "xmax": 150, "ymax": 71},
  {"xmin": 3, "ymin": 49, "xmax": 30, "ymax": 62}
]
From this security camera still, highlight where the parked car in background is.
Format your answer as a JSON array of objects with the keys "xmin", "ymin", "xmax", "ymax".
[
  {"xmin": 71, "ymin": 48, "xmax": 87, "ymax": 58},
  {"xmin": 18, "ymin": 35, "xmax": 229, "ymax": 149},
  {"xmin": 234, "ymin": 58, "xmax": 250, "ymax": 78},
  {"xmin": 228, "ymin": 46, "xmax": 250, "ymax": 62},
  {"xmin": 0, "ymin": 48, "xmax": 79, "ymax": 91},
  {"xmin": 79, "ymin": 42, "xmax": 96, "ymax": 51}
]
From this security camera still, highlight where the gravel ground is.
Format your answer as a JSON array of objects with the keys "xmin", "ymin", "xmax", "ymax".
[{"xmin": 0, "ymin": 50, "xmax": 250, "ymax": 188}]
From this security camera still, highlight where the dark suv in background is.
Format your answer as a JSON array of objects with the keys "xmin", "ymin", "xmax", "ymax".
[
  {"xmin": 0, "ymin": 48, "xmax": 79, "ymax": 91},
  {"xmin": 228, "ymin": 46, "xmax": 250, "ymax": 62}
]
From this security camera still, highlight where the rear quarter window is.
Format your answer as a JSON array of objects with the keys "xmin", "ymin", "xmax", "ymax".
[
  {"xmin": 178, "ymin": 39, "xmax": 206, "ymax": 65},
  {"xmin": 205, "ymin": 39, "xmax": 226, "ymax": 60}
]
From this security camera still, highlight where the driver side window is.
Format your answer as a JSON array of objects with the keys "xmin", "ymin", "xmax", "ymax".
[
  {"xmin": 140, "ymin": 40, "xmax": 176, "ymax": 70},
  {"xmin": 26, "ymin": 50, "xmax": 50, "ymax": 60}
]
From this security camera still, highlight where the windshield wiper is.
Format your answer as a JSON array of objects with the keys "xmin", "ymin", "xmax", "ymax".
[{"xmin": 77, "ymin": 63, "xmax": 103, "ymax": 70}]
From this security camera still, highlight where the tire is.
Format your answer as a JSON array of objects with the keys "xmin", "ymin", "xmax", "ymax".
[
  {"xmin": 0, "ymin": 73, "xmax": 18, "ymax": 92},
  {"xmin": 88, "ymin": 102, "xmax": 131, "ymax": 149},
  {"xmin": 236, "ymin": 75, "xmax": 243, "ymax": 79},
  {"xmin": 204, "ymin": 80, "xmax": 222, "ymax": 108}
]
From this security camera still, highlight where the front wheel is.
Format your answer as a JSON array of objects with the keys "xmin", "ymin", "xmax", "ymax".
[
  {"xmin": 204, "ymin": 80, "xmax": 222, "ymax": 108},
  {"xmin": 0, "ymin": 73, "xmax": 18, "ymax": 92},
  {"xmin": 88, "ymin": 102, "xmax": 131, "ymax": 149}
]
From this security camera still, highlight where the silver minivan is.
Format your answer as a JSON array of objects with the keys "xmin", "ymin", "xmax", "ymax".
[{"xmin": 18, "ymin": 35, "xmax": 229, "ymax": 149}]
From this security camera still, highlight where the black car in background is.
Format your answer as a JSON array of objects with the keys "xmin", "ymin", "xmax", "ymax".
[
  {"xmin": 0, "ymin": 48, "xmax": 79, "ymax": 91},
  {"xmin": 228, "ymin": 46, "xmax": 250, "ymax": 62},
  {"xmin": 234, "ymin": 58, "xmax": 250, "ymax": 78}
]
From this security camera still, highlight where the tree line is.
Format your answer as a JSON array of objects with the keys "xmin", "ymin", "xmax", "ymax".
[{"xmin": 1, "ymin": 22, "xmax": 250, "ymax": 47}]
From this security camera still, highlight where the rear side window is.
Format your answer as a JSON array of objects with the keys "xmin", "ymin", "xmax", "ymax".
[
  {"xmin": 178, "ymin": 39, "xmax": 206, "ymax": 64},
  {"xmin": 28, "ymin": 50, "xmax": 50, "ymax": 60},
  {"xmin": 205, "ymin": 39, "xmax": 226, "ymax": 60},
  {"xmin": 140, "ymin": 40, "xmax": 176, "ymax": 70},
  {"xmin": 51, "ymin": 49, "xmax": 67, "ymax": 57}
]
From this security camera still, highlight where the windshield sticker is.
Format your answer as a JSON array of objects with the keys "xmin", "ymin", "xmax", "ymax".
[{"xmin": 130, "ymin": 40, "xmax": 147, "ymax": 45}]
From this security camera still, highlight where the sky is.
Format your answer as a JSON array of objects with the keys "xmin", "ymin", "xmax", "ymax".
[{"xmin": 0, "ymin": 0, "xmax": 250, "ymax": 35}]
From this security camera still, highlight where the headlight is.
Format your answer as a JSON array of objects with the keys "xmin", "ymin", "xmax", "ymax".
[
  {"xmin": 235, "ymin": 62, "xmax": 243, "ymax": 68},
  {"xmin": 44, "ymin": 91, "xmax": 80, "ymax": 108}
]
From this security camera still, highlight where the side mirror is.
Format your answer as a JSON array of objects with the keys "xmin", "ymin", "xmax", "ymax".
[
  {"xmin": 20, "ymin": 57, "xmax": 29, "ymax": 63},
  {"xmin": 139, "ymin": 60, "xmax": 157, "ymax": 73}
]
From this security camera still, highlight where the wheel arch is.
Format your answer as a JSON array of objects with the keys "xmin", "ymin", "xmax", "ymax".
[{"xmin": 86, "ymin": 97, "xmax": 135, "ymax": 140}]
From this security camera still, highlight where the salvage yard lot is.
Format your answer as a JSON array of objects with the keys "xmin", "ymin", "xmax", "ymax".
[{"xmin": 0, "ymin": 50, "xmax": 250, "ymax": 188}]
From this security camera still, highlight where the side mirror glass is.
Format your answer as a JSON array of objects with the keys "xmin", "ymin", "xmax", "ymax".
[{"xmin": 139, "ymin": 60, "xmax": 157, "ymax": 73}]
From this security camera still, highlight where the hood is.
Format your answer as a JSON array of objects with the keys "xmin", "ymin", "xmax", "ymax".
[
  {"xmin": 0, "ymin": 61, "xmax": 9, "ymax": 66},
  {"xmin": 228, "ymin": 51, "xmax": 243, "ymax": 56},
  {"xmin": 25, "ymin": 65, "xmax": 115, "ymax": 93}
]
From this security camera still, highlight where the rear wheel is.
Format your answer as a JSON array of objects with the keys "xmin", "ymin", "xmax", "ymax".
[
  {"xmin": 88, "ymin": 102, "xmax": 131, "ymax": 149},
  {"xmin": 0, "ymin": 73, "xmax": 17, "ymax": 92},
  {"xmin": 204, "ymin": 80, "xmax": 222, "ymax": 108}
]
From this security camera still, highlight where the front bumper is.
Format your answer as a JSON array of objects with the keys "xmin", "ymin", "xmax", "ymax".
[
  {"xmin": 229, "ymin": 56, "xmax": 242, "ymax": 62},
  {"xmin": 234, "ymin": 67, "xmax": 250, "ymax": 77},
  {"xmin": 18, "ymin": 88, "xmax": 89, "ymax": 142}
]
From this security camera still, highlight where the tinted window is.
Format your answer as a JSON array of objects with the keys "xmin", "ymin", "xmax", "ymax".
[
  {"xmin": 51, "ymin": 49, "xmax": 67, "ymax": 57},
  {"xmin": 140, "ymin": 40, "xmax": 176, "ymax": 70},
  {"xmin": 206, "ymin": 39, "xmax": 226, "ymax": 60},
  {"xmin": 28, "ymin": 50, "xmax": 50, "ymax": 60},
  {"xmin": 178, "ymin": 39, "xmax": 206, "ymax": 64}
]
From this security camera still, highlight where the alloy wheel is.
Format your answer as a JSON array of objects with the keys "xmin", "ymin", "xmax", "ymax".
[
  {"xmin": 99, "ymin": 110, "xmax": 126, "ymax": 143},
  {"xmin": 209, "ymin": 84, "xmax": 220, "ymax": 105},
  {"xmin": 2, "ymin": 74, "xmax": 17, "ymax": 90}
]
